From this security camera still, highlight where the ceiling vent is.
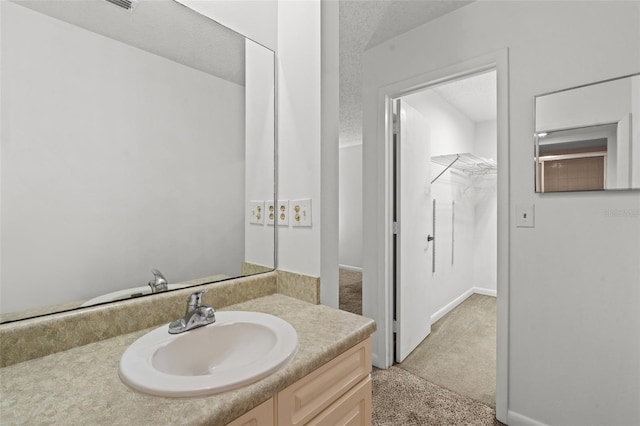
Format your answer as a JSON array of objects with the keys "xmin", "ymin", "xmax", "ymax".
[{"xmin": 105, "ymin": 0, "xmax": 139, "ymax": 12}]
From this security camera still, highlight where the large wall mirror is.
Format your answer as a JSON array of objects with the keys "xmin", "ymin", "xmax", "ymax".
[
  {"xmin": 0, "ymin": 0, "xmax": 276, "ymax": 322},
  {"xmin": 534, "ymin": 73, "xmax": 640, "ymax": 192}
]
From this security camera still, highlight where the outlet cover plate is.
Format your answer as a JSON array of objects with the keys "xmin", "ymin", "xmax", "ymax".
[
  {"xmin": 277, "ymin": 200, "xmax": 289, "ymax": 226},
  {"xmin": 291, "ymin": 198, "xmax": 312, "ymax": 227},
  {"xmin": 266, "ymin": 200, "xmax": 276, "ymax": 226}
]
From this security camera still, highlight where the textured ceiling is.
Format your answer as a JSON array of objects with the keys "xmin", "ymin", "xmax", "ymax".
[
  {"xmin": 339, "ymin": 0, "xmax": 475, "ymax": 147},
  {"xmin": 12, "ymin": 0, "xmax": 245, "ymax": 86}
]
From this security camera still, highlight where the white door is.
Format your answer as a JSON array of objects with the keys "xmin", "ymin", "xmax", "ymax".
[{"xmin": 395, "ymin": 99, "xmax": 433, "ymax": 362}]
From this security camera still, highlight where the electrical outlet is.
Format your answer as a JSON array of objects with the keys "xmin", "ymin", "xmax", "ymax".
[
  {"xmin": 516, "ymin": 203, "xmax": 535, "ymax": 228},
  {"xmin": 265, "ymin": 200, "xmax": 276, "ymax": 226},
  {"xmin": 291, "ymin": 198, "xmax": 312, "ymax": 227},
  {"xmin": 277, "ymin": 200, "xmax": 289, "ymax": 226},
  {"xmin": 248, "ymin": 201, "xmax": 264, "ymax": 225}
]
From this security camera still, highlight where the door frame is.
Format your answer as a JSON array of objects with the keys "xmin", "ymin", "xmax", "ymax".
[{"xmin": 374, "ymin": 49, "xmax": 510, "ymax": 422}]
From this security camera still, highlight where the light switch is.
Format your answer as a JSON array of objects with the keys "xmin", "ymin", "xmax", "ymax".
[
  {"xmin": 291, "ymin": 198, "xmax": 312, "ymax": 227},
  {"xmin": 249, "ymin": 200, "xmax": 264, "ymax": 225},
  {"xmin": 516, "ymin": 204, "xmax": 535, "ymax": 228}
]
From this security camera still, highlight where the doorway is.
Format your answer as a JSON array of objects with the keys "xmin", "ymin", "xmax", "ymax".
[{"xmin": 392, "ymin": 70, "xmax": 498, "ymax": 407}]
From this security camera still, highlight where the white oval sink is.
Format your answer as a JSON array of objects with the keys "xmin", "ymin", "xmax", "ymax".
[{"xmin": 118, "ymin": 311, "xmax": 298, "ymax": 397}]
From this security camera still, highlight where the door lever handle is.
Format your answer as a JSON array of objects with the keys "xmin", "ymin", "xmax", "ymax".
[{"xmin": 425, "ymin": 234, "xmax": 434, "ymax": 253}]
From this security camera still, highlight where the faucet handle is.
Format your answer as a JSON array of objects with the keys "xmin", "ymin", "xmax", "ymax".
[
  {"xmin": 151, "ymin": 268, "xmax": 166, "ymax": 280},
  {"xmin": 148, "ymin": 269, "xmax": 168, "ymax": 293},
  {"xmin": 186, "ymin": 290, "xmax": 207, "ymax": 314},
  {"xmin": 168, "ymin": 289, "xmax": 215, "ymax": 334}
]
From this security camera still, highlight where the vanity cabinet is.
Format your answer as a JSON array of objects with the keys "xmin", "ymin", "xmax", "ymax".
[
  {"xmin": 277, "ymin": 337, "xmax": 372, "ymax": 425},
  {"xmin": 227, "ymin": 398, "xmax": 275, "ymax": 426},
  {"xmin": 228, "ymin": 338, "xmax": 372, "ymax": 426},
  {"xmin": 304, "ymin": 376, "xmax": 371, "ymax": 426},
  {"xmin": 0, "ymin": 293, "xmax": 377, "ymax": 426}
]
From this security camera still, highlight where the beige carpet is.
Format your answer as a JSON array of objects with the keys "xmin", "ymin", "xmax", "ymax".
[
  {"xmin": 338, "ymin": 269, "xmax": 498, "ymax": 419},
  {"xmin": 372, "ymin": 366, "xmax": 502, "ymax": 425},
  {"xmin": 398, "ymin": 293, "xmax": 497, "ymax": 408},
  {"xmin": 339, "ymin": 268, "xmax": 362, "ymax": 315}
]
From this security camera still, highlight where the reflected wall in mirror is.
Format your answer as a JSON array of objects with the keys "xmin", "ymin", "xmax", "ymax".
[
  {"xmin": 534, "ymin": 73, "xmax": 640, "ymax": 192},
  {"xmin": 0, "ymin": 0, "xmax": 276, "ymax": 322}
]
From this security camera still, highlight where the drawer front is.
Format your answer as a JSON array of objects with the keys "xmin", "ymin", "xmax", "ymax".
[
  {"xmin": 277, "ymin": 338, "xmax": 372, "ymax": 426},
  {"xmin": 307, "ymin": 376, "xmax": 372, "ymax": 426},
  {"xmin": 227, "ymin": 398, "xmax": 274, "ymax": 426}
]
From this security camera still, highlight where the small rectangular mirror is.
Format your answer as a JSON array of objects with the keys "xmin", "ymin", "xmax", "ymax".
[{"xmin": 534, "ymin": 73, "xmax": 640, "ymax": 192}]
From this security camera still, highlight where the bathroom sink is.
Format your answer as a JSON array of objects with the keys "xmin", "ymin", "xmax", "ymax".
[
  {"xmin": 118, "ymin": 311, "xmax": 298, "ymax": 397},
  {"xmin": 81, "ymin": 284, "xmax": 191, "ymax": 306}
]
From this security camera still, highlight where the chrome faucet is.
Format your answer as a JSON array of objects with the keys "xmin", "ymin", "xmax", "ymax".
[
  {"xmin": 168, "ymin": 290, "xmax": 216, "ymax": 334},
  {"xmin": 148, "ymin": 269, "xmax": 168, "ymax": 293}
]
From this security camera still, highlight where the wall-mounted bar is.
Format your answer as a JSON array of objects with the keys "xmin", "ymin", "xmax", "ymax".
[
  {"xmin": 451, "ymin": 200, "xmax": 455, "ymax": 266},
  {"xmin": 432, "ymin": 198, "xmax": 436, "ymax": 274}
]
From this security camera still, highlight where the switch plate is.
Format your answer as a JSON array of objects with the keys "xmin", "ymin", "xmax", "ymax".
[
  {"xmin": 277, "ymin": 200, "xmax": 289, "ymax": 226},
  {"xmin": 291, "ymin": 198, "xmax": 312, "ymax": 227},
  {"xmin": 249, "ymin": 200, "xmax": 265, "ymax": 225},
  {"xmin": 516, "ymin": 203, "xmax": 535, "ymax": 228},
  {"xmin": 265, "ymin": 200, "xmax": 276, "ymax": 226}
]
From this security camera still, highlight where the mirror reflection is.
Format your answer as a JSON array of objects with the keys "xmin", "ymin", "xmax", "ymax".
[
  {"xmin": 0, "ymin": 0, "xmax": 276, "ymax": 322},
  {"xmin": 535, "ymin": 73, "xmax": 640, "ymax": 192}
]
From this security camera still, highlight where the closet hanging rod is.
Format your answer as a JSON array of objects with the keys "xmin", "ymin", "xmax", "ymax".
[
  {"xmin": 431, "ymin": 154, "xmax": 460, "ymax": 184},
  {"xmin": 430, "ymin": 153, "xmax": 497, "ymax": 185}
]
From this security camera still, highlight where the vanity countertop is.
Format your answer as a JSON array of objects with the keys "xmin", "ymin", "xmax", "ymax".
[{"xmin": 0, "ymin": 294, "xmax": 376, "ymax": 425}]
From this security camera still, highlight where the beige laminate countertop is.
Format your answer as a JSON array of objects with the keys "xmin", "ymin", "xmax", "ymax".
[{"xmin": 0, "ymin": 294, "xmax": 376, "ymax": 425}]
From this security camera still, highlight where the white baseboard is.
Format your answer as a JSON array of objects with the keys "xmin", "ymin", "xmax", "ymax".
[
  {"xmin": 431, "ymin": 288, "xmax": 474, "ymax": 324},
  {"xmin": 473, "ymin": 287, "xmax": 497, "ymax": 297},
  {"xmin": 507, "ymin": 410, "xmax": 549, "ymax": 426},
  {"xmin": 430, "ymin": 287, "xmax": 497, "ymax": 324},
  {"xmin": 339, "ymin": 264, "xmax": 363, "ymax": 272}
]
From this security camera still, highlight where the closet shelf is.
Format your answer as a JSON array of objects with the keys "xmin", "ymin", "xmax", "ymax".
[{"xmin": 431, "ymin": 153, "xmax": 496, "ymax": 184}]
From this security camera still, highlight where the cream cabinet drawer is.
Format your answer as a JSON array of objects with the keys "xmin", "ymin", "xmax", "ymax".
[
  {"xmin": 227, "ymin": 397, "xmax": 274, "ymax": 426},
  {"xmin": 307, "ymin": 376, "xmax": 372, "ymax": 426},
  {"xmin": 276, "ymin": 338, "xmax": 372, "ymax": 426}
]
